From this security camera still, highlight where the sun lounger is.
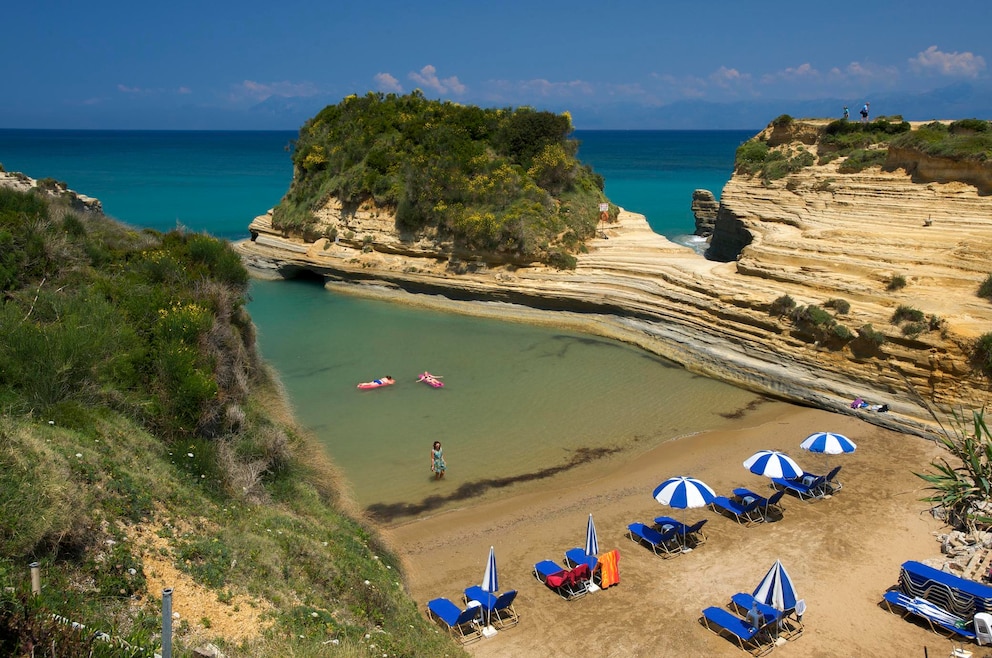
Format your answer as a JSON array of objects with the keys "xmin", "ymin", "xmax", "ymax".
[
  {"xmin": 730, "ymin": 592, "xmax": 804, "ymax": 640},
  {"xmin": 732, "ymin": 489, "xmax": 786, "ymax": 520},
  {"xmin": 564, "ymin": 547, "xmax": 598, "ymax": 573},
  {"xmin": 883, "ymin": 590, "xmax": 976, "ymax": 640},
  {"xmin": 533, "ymin": 560, "xmax": 589, "ymax": 600},
  {"xmin": 772, "ymin": 474, "xmax": 827, "ymax": 500},
  {"xmin": 710, "ymin": 495, "xmax": 762, "ymax": 525},
  {"xmin": 627, "ymin": 522, "xmax": 681, "ymax": 557},
  {"xmin": 426, "ymin": 597, "xmax": 483, "ymax": 643},
  {"xmin": 700, "ymin": 606, "xmax": 774, "ymax": 656},
  {"xmin": 464, "ymin": 586, "xmax": 520, "ymax": 629},
  {"xmin": 900, "ymin": 560, "xmax": 992, "ymax": 616},
  {"xmin": 653, "ymin": 517, "xmax": 708, "ymax": 547}
]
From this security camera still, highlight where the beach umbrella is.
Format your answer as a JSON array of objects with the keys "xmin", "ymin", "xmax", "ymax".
[
  {"xmin": 584, "ymin": 513, "xmax": 599, "ymax": 557},
  {"xmin": 743, "ymin": 450, "xmax": 804, "ymax": 480},
  {"xmin": 481, "ymin": 545, "xmax": 498, "ymax": 593},
  {"xmin": 653, "ymin": 476, "xmax": 716, "ymax": 543},
  {"xmin": 753, "ymin": 559, "xmax": 798, "ymax": 612},
  {"xmin": 479, "ymin": 546, "xmax": 499, "ymax": 634},
  {"xmin": 800, "ymin": 432, "xmax": 857, "ymax": 470}
]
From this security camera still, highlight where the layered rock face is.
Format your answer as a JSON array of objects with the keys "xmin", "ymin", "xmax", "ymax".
[
  {"xmin": 237, "ymin": 121, "xmax": 992, "ymax": 436},
  {"xmin": 691, "ymin": 189, "xmax": 719, "ymax": 237}
]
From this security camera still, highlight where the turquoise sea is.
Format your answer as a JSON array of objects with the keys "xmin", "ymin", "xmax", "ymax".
[{"xmin": 1, "ymin": 128, "xmax": 774, "ymax": 520}]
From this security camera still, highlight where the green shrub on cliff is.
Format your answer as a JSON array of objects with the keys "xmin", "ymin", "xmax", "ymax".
[
  {"xmin": 0, "ymin": 187, "xmax": 458, "ymax": 656},
  {"xmin": 979, "ymin": 273, "xmax": 992, "ymax": 301},
  {"xmin": 890, "ymin": 120, "xmax": 992, "ymax": 162},
  {"xmin": 275, "ymin": 92, "xmax": 609, "ymax": 265},
  {"xmin": 974, "ymin": 332, "xmax": 992, "ymax": 377},
  {"xmin": 917, "ymin": 409, "xmax": 992, "ymax": 529}
]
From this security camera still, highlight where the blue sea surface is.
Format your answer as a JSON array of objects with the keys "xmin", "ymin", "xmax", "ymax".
[{"xmin": 0, "ymin": 128, "xmax": 778, "ymax": 514}]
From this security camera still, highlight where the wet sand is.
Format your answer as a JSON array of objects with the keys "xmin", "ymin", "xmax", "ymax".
[{"xmin": 384, "ymin": 405, "xmax": 960, "ymax": 657}]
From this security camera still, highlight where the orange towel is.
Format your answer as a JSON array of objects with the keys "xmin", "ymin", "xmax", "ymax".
[{"xmin": 598, "ymin": 549, "xmax": 621, "ymax": 588}]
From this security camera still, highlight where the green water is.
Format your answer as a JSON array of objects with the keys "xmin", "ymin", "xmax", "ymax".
[{"xmin": 249, "ymin": 278, "xmax": 769, "ymax": 519}]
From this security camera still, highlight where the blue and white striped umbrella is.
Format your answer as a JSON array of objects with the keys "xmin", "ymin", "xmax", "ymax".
[
  {"xmin": 800, "ymin": 432, "xmax": 857, "ymax": 455},
  {"xmin": 584, "ymin": 513, "xmax": 599, "ymax": 557},
  {"xmin": 653, "ymin": 476, "xmax": 716, "ymax": 509},
  {"xmin": 481, "ymin": 545, "xmax": 498, "ymax": 594},
  {"xmin": 753, "ymin": 559, "xmax": 798, "ymax": 611},
  {"xmin": 743, "ymin": 450, "xmax": 804, "ymax": 480}
]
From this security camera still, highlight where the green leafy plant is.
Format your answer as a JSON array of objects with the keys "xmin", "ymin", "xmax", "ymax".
[{"xmin": 916, "ymin": 409, "xmax": 992, "ymax": 529}]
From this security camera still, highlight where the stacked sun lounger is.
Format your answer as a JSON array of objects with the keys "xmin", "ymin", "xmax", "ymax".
[
  {"xmin": 899, "ymin": 560, "xmax": 992, "ymax": 617},
  {"xmin": 883, "ymin": 590, "xmax": 977, "ymax": 640},
  {"xmin": 882, "ymin": 560, "xmax": 992, "ymax": 639}
]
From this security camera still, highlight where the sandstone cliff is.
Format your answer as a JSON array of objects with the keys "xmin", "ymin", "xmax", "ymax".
[
  {"xmin": 236, "ymin": 121, "xmax": 992, "ymax": 437},
  {"xmin": 0, "ymin": 170, "xmax": 103, "ymax": 213}
]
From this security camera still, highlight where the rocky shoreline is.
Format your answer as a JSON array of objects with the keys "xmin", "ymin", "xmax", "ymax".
[{"xmin": 236, "ymin": 121, "xmax": 992, "ymax": 437}]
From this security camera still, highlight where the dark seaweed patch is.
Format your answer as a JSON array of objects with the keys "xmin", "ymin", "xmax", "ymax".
[{"xmin": 365, "ymin": 445, "xmax": 622, "ymax": 522}]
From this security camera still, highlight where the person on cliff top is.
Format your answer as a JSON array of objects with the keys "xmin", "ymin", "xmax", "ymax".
[
  {"xmin": 843, "ymin": 106, "xmax": 849, "ymax": 120},
  {"xmin": 860, "ymin": 102, "xmax": 870, "ymax": 124}
]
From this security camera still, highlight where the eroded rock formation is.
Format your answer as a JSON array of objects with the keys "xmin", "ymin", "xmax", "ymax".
[
  {"xmin": 691, "ymin": 189, "xmax": 719, "ymax": 237},
  {"xmin": 237, "ymin": 120, "xmax": 992, "ymax": 436}
]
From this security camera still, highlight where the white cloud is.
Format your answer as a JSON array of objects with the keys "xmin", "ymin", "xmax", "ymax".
[
  {"xmin": 760, "ymin": 62, "xmax": 819, "ymax": 84},
  {"xmin": 117, "ymin": 84, "xmax": 144, "ymax": 94},
  {"xmin": 408, "ymin": 65, "xmax": 466, "ymax": 95},
  {"xmin": 517, "ymin": 78, "xmax": 595, "ymax": 97},
  {"xmin": 909, "ymin": 46, "xmax": 986, "ymax": 77},
  {"xmin": 711, "ymin": 66, "xmax": 751, "ymax": 87},
  {"xmin": 178, "ymin": 86, "xmax": 192, "ymax": 95},
  {"xmin": 237, "ymin": 80, "xmax": 319, "ymax": 101},
  {"xmin": 374, "ymin": 72, "xmax": 403, "ymax": 93}
]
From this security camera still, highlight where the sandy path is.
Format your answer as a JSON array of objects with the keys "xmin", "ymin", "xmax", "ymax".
[{"xmin": 384, "ymin": 406, "xmax": 966, "ymax": 657}]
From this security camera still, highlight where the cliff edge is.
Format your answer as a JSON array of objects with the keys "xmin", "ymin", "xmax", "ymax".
[{"xmin": 237, "ymin": 119, "xmax": 992, "ymax": 436}]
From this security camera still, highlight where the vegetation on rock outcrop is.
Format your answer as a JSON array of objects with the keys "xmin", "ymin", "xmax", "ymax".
[
  {"xmin": 274, "ymin": 91, "xmax": 613, "ymax": 267},
  {"xmin": 0, "ymin": 186, "xmax": 459, "ymax": 656}
]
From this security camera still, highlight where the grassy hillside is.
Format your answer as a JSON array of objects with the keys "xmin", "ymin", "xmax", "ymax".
[
  {"xmin": 274, "ymin": 91, "xmax": 614, "ymax": 268},
  {"xmin": 0, "ymin": 185, "xmax": 461, "ymax": 656}
]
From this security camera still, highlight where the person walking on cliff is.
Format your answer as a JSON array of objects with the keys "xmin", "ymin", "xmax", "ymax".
[{"xmin": 860, "ymin": 102, "xmax": 870, "ymax": 124}]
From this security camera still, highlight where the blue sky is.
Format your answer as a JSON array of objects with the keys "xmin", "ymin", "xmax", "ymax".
[{"xmin": 3, "ymin": 0, "xmax": 991, "ymax": 130}]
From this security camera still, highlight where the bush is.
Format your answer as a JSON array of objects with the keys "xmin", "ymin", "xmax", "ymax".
[
  {"xmin": 979, "ymin": 273, "xmax": 992, "ymax": 301},
  {"xmin": 831, "ymin": 324, "xmax": 854, "ymax": 341},
  {"xmin": 838, "ymin": 148, "xmax": 888, "ymax": 173},
  {"xmin": 892, "ymin": 305, "xmax": 925, "ymax": 324},
  {"xmin": 887, "ymin": 274, "xmax": 907, "ymax": 291},
  {"xmin": 901, "ymin": 322, "xmax": 927, "ymax": 338},
  {"xmin": 769, "ymin": 294, "xmax": 797, "ymax": 316},
  {"xmin": 974, "ymin": 332, "xmax": 992, "ymax": 377},
  {"xmin": 916, "ymin": 409, "xmax": 992, "ymax": 528},
  {"xmin": 735, "ymin": 140, "xmax": 770, "ymax": 174},
  {"xmin": 823, "ymin": 298, "xmax": 851, "ymax": 314},
  {"xmin": 857, "ymin": 324, "xmax": 886, "ymax": 348},
  {"xmin": 771, "ymin": 114, "xmax": 794, "ymax": 127}
]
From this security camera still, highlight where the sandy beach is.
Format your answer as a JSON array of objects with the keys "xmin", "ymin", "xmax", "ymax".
[{"xmin": 385, "ymin": 404, "xmax": 965, "ymax": 657}]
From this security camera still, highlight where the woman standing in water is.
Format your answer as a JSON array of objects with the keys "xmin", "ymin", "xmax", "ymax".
[{"xmin": 431, "ymin": 441, "xmax": 446, "ymax": 480}]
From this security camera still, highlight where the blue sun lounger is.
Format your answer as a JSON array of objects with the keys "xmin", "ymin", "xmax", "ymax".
[
  {"xmin": 700, "ymin": 606, "xmax": 774, "ymax": 656},
  {"xmin": 564, "ymin": 547, "xmax": 598, "ymax": 573},
  {"xmin": 710, "ymin": 495, "xmax": 762, "ymax": 525},
  {"xmin": 426, "ymin": 597, "xmax": 483, "ymax": 643},
  {"xmin": 883, "ymin": 590, "xmax": 976, "ymax": 640},
  {"xmin": 464, "ymin": 586, "xmax": 519, "ymax": 629},
  {"xmin": 732, "ymin": 489, "xmax": 786, "ymax": 520},
  {"xmin": 653, "ymin": 517, "xmax": 708, "ymax": 547},
  {"xmin": 899, "ymin": 560, "xmax": 992, "ymax": 616},
  {"xmin": 772, "ymin": 474, "xmax": 827, "ymax": 500},
  {"xmin": 730, "ymin": 592, "xmax": 804, "ymax": 639},
  {"xmin": 533, "ymin": 560, "xmax": 589, "ymax": 600},
  {"xmin": 626, "ymin": 522, "xmax": 681, "ymax": 557}
]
